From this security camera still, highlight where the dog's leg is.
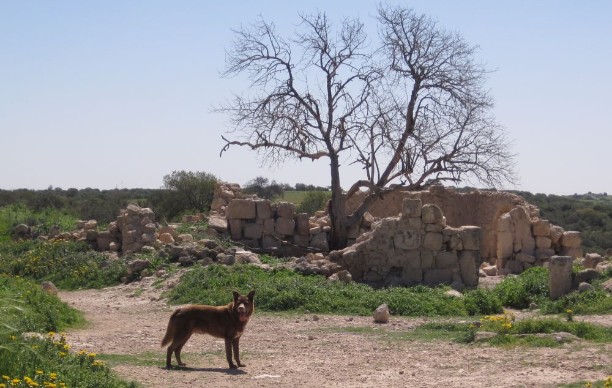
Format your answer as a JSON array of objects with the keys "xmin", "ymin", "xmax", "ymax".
[
  {"xmin": 232, "ymin": 337, "xmax": 245, "ymax": 367},
  {"xmin": 165, "ymin": 344, "xmax": 175, "ymax": 369},
  {"xmin": 175, "ymin": 344, "xmax": 187, "ymax": 367},
  {"xmin": 224, "ymin": 338, "xmax": 238, "ymax": 369}
]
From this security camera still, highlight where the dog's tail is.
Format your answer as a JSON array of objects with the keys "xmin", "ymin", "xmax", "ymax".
[{"xmin": 161, "ymin": 308, "xmax": 181, "ymax": 347}]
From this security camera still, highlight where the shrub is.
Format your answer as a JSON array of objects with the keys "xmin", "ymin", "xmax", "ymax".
[
  {"xmin": 463, "ymin": 288, "xmax": 503, "ymax": 316},
  {"xmin": 493, "ymin": 267, "xmax": 549, "ymax": 309},
  {"xmin": 296, "ymin": 191, "xmax": 331, "ymax": 215}
]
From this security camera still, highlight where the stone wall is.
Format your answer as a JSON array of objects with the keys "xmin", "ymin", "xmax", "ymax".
[
  {"xmin": 345, "ymin": 185, "xmax": 582, "ymax": 266},
  {"xmin": 334, "ymin": 198, "xmax": 481, "ymax": 289},
  {"xmin": 221, "ymin": 198, "xmax": 331, "ymax": 253}
]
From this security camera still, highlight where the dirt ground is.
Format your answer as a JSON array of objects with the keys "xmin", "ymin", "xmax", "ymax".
[{"xmin": 58, "ymin": 276, "xmax": 612, "ymax": 388}]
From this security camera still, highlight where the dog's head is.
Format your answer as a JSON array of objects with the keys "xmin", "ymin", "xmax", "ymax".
[{"xmin": 232, "ymin": 290, "xmax": 255, "ymax": 323}]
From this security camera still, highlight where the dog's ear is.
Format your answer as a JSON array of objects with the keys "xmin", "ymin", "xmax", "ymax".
[
  {"xmin": 232, "ymin": 290, "xmax": 240, "ymax": 301},
  {"xmin": 247, "ymin": 290, "xmax": 255, "ymax": 300}
]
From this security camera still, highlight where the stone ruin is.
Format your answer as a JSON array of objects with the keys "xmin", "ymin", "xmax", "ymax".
[
  {"xmin": 332, "ymin": 198, "xmax": 481, "ymax": 289},
  {"xmin": 345, "ymin": 185, "xmax": 584, "ymax": 276},
  {"xmin": 207, "ymin": 182, "xmax": 340, "ymax": 255}
]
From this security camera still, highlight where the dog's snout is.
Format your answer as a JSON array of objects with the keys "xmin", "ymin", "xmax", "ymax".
[{"xmin": 237, "ymin": 303, "xmax": 246, "ymax": 313}]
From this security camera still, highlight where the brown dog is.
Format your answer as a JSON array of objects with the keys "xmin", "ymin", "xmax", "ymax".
[{"xmin": 161, "ymin": 290, "xmax": 255, "ymax": 369}]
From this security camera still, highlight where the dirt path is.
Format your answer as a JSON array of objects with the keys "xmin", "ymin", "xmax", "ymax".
[{"xmin": 59, "ymin": 277, "xmax": 612, "ymax": 388}]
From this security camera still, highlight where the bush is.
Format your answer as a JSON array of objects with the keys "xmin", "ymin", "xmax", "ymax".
[
  {"xmin": 296, "ymin": 191, "xmax": 331, "ymax": 215},
  {"xmin": 168, "ymin": 264, "xmax": 497, "ymax": 317},
  {"xmin": 0, "ymin": 240, "xmax": 128, "ymax": 290},
  {"xmin": 493, "ymin": 267, "xmax": 549, "ymax": 309},
  {"xmin": 463, "ymin": 288, "xmax": 503, "ymax": 316}
]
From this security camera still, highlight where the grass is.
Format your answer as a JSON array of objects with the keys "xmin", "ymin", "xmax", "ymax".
[
  {"xmin": 0, "ymin": 204, "xmax": 78, "ymax": 243},
  {"xmin": 167, "ymin": 264, "xmax": 498, "ymax": 317},
  {"xmin": 0, "ymin": 240, "xmax": 128, "ymax": 290}
]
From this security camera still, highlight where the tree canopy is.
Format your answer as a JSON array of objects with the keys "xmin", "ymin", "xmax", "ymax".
[{"xmin": 219, "ymin": 5, "xmax": 515, "ymax": 249}]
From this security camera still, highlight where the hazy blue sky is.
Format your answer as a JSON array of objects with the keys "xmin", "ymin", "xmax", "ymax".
[{"xmin": 1, "ymin": 1, "xmax": 610, "ymax": 195}]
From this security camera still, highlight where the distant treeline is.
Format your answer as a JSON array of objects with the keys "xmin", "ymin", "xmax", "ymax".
[{"xmin": 0, "ymin": 181, "xmax": 610, "ymax": 254}]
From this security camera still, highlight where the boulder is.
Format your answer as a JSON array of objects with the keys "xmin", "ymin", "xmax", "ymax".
[{"xmin": 373, "ymin": 304, "xmax": 390, "ymax": 323}]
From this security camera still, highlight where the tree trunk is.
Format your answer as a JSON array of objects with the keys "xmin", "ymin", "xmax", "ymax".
[{"xmin": 328, "ymin": 155, "xmax": 348, "ymax": 250}]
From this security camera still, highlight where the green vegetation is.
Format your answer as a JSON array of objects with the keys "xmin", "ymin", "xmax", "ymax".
[
  {"xmin": 167, "ymin": 264, "xmax": 499, "ymax": 316},
  {"xmin": 514, "ymin": 190, "xmax": 612, "ymax": 254},
  {"xmin": 0, "ymin": 240, "xmax": 128, "ymax": 290},
  {"xmin": 0, "ymin": 275, "xmax": 133, "ymax": 387},
  {"xmin": 296, "ymin": 191, "xmax": 331, "ymax": 215}
]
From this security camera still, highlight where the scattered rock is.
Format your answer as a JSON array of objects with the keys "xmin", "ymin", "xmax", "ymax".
[
  {"xmin": 41, "ymin": 281, "xmax": 58, "ymax": 296},
  {"xmin": 373, "ymin": 304, "xmax": 390, "ymax": 323}
]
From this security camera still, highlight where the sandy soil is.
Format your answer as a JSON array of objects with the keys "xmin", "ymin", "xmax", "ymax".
[{"xmin": 58, "ymin": 276, "xmax": 612, "ymax": 388}]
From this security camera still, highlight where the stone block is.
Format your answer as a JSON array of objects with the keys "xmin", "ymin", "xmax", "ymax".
[
  {"xmin": 243, "ymin": 223, "xmax": 263, "ymax": 240},
  {"xmin": 394, "ymin": 229, "xmax": 421, "ymax": 250},
  {"xmin": 516, "ymin": 253, "xmax": 536, "ymax": 263},
  {"xmin": 422, "ymin": 204, "xmax": 444, "ymax": 225},
  {"xmin": 420, "ymin": 251, "xmax": 435, "ymax": 269},
  {"xmin": 229, "ymin": 219, "xmax": 243, "ymax": 240},
  {"xmin": 401, "ymin": 198, "xmax": 422, "ymax": 218},
  {"xmin": 549, "ymin": 256, "xmax": 573, "ymax": 300},
  {"xmin": 424, "ymin": 269, "xmax": 452, "ymax": 286},
  {"xmin": 275, "ymin": 217, "xmax": 295, "ymax": 236},
  {"xmin": 436, "ymin": 251, "xmax": 458, "ymax": 269},
  {"xmin": 263, "ymin": 218, "xmax": 275, "ymax": 234},
  {"xmin": 276, "ymin": 202, "xmax": 296, "ymax": 218},
  {"xmin": 310, "ymin": 232, "xmax": 329, "ymax": 252},
  {"xmin": 294, "ymin": 234, "xmax": 309, "ymax": 247},
  {"xmin": 561, "ymin": 231, "xmax": 581, "ymax": 248},
  {"xmin": 535, "ymin": 248, "xmax": 556, "ymax": 260},
  {"xmin": 549, "ymin": 225, "xmax": 564, "ymax": 244},
  {"xmin": 497, "ymin": 213, "xmax": 512, "ymax": 232},
  {"xmin": 460, "ymin": 226, "xmax": 481, "ymax": 250},
  {"xmin": 423, "ymin": 232, "xmax": 443, "ymax": 251},
  {"xmin": 296, "ymin": 213, "xmax": 310, "ymax": 236},
  {"xmin": 532, "ymin": 219, "xmax": 550, "ymax": 237},
  {"xmin": 227, "ymin": 199, "xmax": 256, "ymax": 219},
  {"xmin": 535, "ymin": 236, "xmax": 552, "ymax": 249},
  {"xmin": 403, "ymin": 250, "xmax": 421, "ymax": 269},
  {"xmin": 255, "ymin": 200, "xmax": 272, "ymax": 219}
]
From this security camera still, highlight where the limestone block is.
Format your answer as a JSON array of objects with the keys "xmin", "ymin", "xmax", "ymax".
[
  {"xmin": 549, "ymin": 225, "xmax": 564, "ymax": 244},
  {"xmin": 294, "ymin": 234, "xmax": 309, "ymax": 247},
  {"xmin": 582, "ymin": 253, "xmax": 604, "ymax": 269},
  {"xmin": 158, "ymin": 225, "xmax": 179, "ymax": 238},
  {"xmin": 227, "ymin": 199, "xmax": 257, "ymax": 219},
  {"xmin": 458, "ymin": 252, "xmax": 479, "ymax": 288},
  {"xmin": 263, "ymin": 218, "xmax": 275, "ymax": 234},
  {"xmin": 309, "ymin": 225, "xmax": 322, "ymax": 235},
  {"xmin": 275, "ymin": 217, "xmax": 295, "ymax": 236},
  {"xmin": 296, "ymin": 213, "xmax": 310, "ymax": 236},
  {"xmin": 535, "ymin": 248, "xmax": 556, "ymax": 260},
  {"xmin": 255, "ymin": 200, "xmax": 272, "ymax": 219},
  {"xmin": 96, "ymin": 231, "xmax": 113, "ymax": 250},
  {"xmin": 83, "ymin": 220, "xmax": 98, "ymax": 230},
  {"xmin": 229, "ymin": 219, "xmax": 243, "ymax": 240},
  {"xmin": 549, "ymin": 256, "xmax": 573, "ymax": 300},
  {"xmin": 510, "ymin": 207, "xmax": 536, "ymax": 255},
  {"xmin": 420, "ymin": 251, "xmax": 435, "ymax": 269},
  {"xmin": 208, "ymin": 216, "xmax": 228, "ymax": 233},
  {"xmin": 310, "ymin": 232, "xmax": 329, "ymax": 251},
  {"xmin": 423, "ymin": 232, "xmax": 443, "ymax": 251},
  {"xmin": 143, "ymin": 223, "xmax": 156, "ymax": 233},
  {"xmin": 424, "ymin": 269, "xmax": 452, "ymax": 286},
  {"xmin": 436, "ymin": 251, "xmax": 458, "ymax": 269},
  {"xmin": 448, "ymin": 233, "xmax": 463, "ymax": 251},
  {"xmin": 532, "ymin": 220, "xmax": 550, "ymax": 237},
  {"xmin": 394, "ymin": 229, "xmax": 421, "ymax": 250},
  {"xmin": 535, "ymin": 236, "xmax": 552, "ymax": 249},
  {"xmin": 516, "ymin": 253, "xmax": 536, "ymax": 263},
  {"xmin": 460, "ymin": 226, "xmax": 481, "ymax": 250},
  {"xmin": 425, "ymin": 224, "xmax": 444, "ymax": 233},
  {"xmin": 243, "ymin": 223, "xmax": 263, "ymax": 240},
  {"xmin": 276, "ymin": 202, "xmax": 296, "ymax": 219},
  {"xmin": 177, "ymin": 234, "xmax": 193, "ymax": 243},
  {"xmin": 497, "ymin": 213, "xmax": 512, "ymax": 233},
  {"xmin": 422, "ymin": 204, "xmax": 444, "ymax": 225},
  {"xmin": 561, "ymin": 231, "xmax": 581, "ymax": 248},
  {"xmin": 402, "ymin": 198, "xmax": 422, "ymax": 218},
  {"xmin": 158, "ymin": 233, "xmax": 175, "ymax": 244},
  {"xmin": 402, "ymin": 250, "xmax": 421, "ymax": 269}
]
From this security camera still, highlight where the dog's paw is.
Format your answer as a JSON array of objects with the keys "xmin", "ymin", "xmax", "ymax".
[
  {"xmin": 229, "ymin": 363, "xmax": 238, "ymax": 369},
  {"xmin": 238, "ymin": 362, "xmax": 246, "ymax": 367}
]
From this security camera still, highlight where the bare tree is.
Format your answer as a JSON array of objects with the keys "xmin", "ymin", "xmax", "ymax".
[{"xmin": 219, "ymin": 5, "xmax": 515, "ymax": 250}]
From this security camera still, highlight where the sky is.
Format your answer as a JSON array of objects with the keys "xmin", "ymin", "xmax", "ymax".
[{"xmin": 1, "ymin": 1, "xmax": 611, "ymax": 195}]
